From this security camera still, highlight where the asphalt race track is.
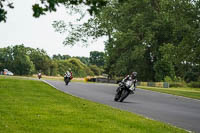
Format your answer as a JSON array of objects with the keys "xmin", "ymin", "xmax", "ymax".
[{"xmin": 44, "ymin": 80, "xmax": 200, "ymax": 133}]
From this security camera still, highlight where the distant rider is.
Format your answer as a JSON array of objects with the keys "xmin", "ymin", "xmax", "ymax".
[
  {"xmin": 64, "ymin": 69, "xmax": 73, "ymax": 81},
  {"xmin": 38, "ymin": 72, "xmax": 42, "ymax": 79}
]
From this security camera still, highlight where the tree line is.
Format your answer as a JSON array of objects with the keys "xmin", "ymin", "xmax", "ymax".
[
  {"xmin": 53, "ymin": 0, "xmax": 200, "ymax": 82},
  {"xmin": 1, "ymin": 0, "xmax": 200, "ymax": 83},
  {"xmin": 0, "ymin": 44, "xmax": 105, "ymax": 77}
]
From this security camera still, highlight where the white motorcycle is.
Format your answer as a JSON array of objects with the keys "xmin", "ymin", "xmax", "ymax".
[{"xmin": 114, "ymin": 80, "xmax": 136, "ymax": 102}]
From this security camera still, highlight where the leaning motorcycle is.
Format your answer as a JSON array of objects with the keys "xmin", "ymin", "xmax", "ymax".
[{"xmin": 114, "ymin": 80, "xmax": 136, "ymax": 102}]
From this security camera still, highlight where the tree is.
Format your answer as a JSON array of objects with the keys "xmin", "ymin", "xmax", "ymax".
[
  {"xmin": 13, "ymin": 55, "xmax": 35, "ymax": 75},
  {"xmin": 1, "ymin": 44, "xmax": 100, "ymax": 77},
  {"xmin": 89, "ymin": 51, "xmax": 105, "ymax": 67},
  {"xmin": 0, "ymin": 47, "xmax": 13, "ymax": 71},
  {"xmin": 52, "ymin": 54, "xmax": 71, "ymax": 60},
  {"xmin": 2, "ymin": 0, "xmax": 199, "ymax": 81},
  {"xmin": 89, "ymin": 65, "xmax": 102, "ymax": 75},
  {"xmin": 28, "ymin": 47, "xmax": 51, "ymax": 75},
  {"xmin": 56, "ymin": 60, "xmax": 72, "ymax": 76},
  {"xmin": 103, "ymin": 0, "xmax": 200, "ymax": 81},
  {"xmin": 74, "ymin": 56, "xmax": 90, "ymax": 65},
  {"xmin": 11, "ymin": 45, "xmax": 35, "ymax": 75},
  {"xmin": 68, "ymin": 58, "xmax": 90, "ymax": 77},
  {"xmin": 0, "ymin": 0, "xmax": 14, "ymax": 22},
  {"xmin": 0, "ymin": 0, "xmax": 107, "ymax": 23},
  {"xmin": 49, "ymin": 60, "xmax": 58, "ymax": 76},
  {"xmin": 56, "ymin": 58, "xmax": 94, "ymax": 77},
  {"xmin": 153, "ymin": 44, "xmax": 176, "ymax": 81},
  {"xmin": 51, "ymin": 0, "xmax": 200, "ymax": 81},
  {"xmin": 32, "ymin": 0, "xmax": 107, "ymax": 17},
  {"xmin": 0, "ymin": 45, "xmax": 52, "ymax": 76}
]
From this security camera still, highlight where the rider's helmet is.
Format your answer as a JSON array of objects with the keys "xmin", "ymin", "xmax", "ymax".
[{"xmin": 131, "ymin": 72, "xmax": 137, "ymax": 78}]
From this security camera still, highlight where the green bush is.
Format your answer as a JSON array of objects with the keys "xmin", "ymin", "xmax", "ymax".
[
  {"xmin": 56, "ymin": 58, "xmax": 95, "ymax": 77},
  {"xmin": 84, "ymin": 67, "xmax": 94, "ymax": 76},
  {"xmin": 68, "ymin": 58, "xmax": 95, "ymax": 77},
  {"xmin": 164, "ymin": 76, "xmax": 172, "ymax": 82},
  {"xmin": 89, "ymin": 65, "xmax": 101, "ymax": 76},
  {"xmin": 57, "ymin": 60, "xmax": 72, "ymax": 76},
  {"xmin": 68, "ymin": 58, "xmax": 86, "ymax": 77},
  {"xmin": 188, "ymin": 82, "xmax": 200, "ymax": 88}
]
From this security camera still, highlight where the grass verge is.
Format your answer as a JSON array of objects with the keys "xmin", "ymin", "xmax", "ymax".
[
  {"xmin": 0, "ymin": 77, "xmax": 188, "ymax": 133},
  {"xmin": 0, "ymin": 75, "xmax": 85, "ymax": 83},
  {"xmin": 32, "ymin": 75, "xmax": 86, "ymax": 83},
  {"xmin": 138, "ymin": 86, "xmax": 200, "ymax": 100}
]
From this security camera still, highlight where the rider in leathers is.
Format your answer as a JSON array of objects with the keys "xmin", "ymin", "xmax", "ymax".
[
  {"xmin": 121, "ymin": 72, "xmax": 137, "ymax": 92},
  {"xmin": 64, "ymin": 69, "xmax": 73, "ymax": 85}
]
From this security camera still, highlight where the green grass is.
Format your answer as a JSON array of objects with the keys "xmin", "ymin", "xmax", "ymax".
[
  {"xmin": 0, "ymin": 77, "xmax": 188, "ymax": 133},
  {"xmin": 0, "ymin": 75, "xmax": 86, "ymax": 83},
  {"xmin": 139, "ymin": 86, "xmax": 200, "ymax": 100}
]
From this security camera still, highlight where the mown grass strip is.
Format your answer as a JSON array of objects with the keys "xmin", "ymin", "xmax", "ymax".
[
  {"xmin": 138, "ymin": 86, "xmax": 200, "ymax": 100},
  {"xmin": 0, "ymin": 75, "xmax": 85, "ymax": 83},
  {"xmin": 0, "ymin": 78, "xmax": 188, "ymax": 133}
]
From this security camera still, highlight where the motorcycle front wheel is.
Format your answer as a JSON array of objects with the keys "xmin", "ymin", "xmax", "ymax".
[
  {"xmin": 119, "ymin": 90, "xmax": 130, "ymax": 102},
  {"xmin": 114, "ymin": 87, "xmax": 122, "ymax": 101},
  {"xmin": 64, "ymin": 78, "xmax": 70, "ymax": 85}
]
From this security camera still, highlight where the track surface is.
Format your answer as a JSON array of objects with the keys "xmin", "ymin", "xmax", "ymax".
[{"xmin": 44, "ymin": 80, "xmax": 200, "ymax": 133}]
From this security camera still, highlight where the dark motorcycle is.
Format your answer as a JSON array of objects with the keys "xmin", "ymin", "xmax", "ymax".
[
  {"xmin": 114, "ymin": 80, "xmax": 136, "ymax": 102},
  {"xmin": 64, "ymin": 76, "xmax": 71, "ymax": 85},
  {"xmin": 38, "ymin": 73, "xmax": 42, "ymax": 79}
]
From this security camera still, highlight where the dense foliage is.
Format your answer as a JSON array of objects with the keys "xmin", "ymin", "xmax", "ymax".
[
  {"xmin": 89, "ymin": 51, "xmax": 105, "ymax": 67},
  {"xmin": 0, "ymin": 0, "xmax": 14, "ymax": 22},
  {"xmin": 0, "ymin": 44, "xmax": 103, "ymax": 77},
  {"xmin": 54, "ymin": 0, "xmax": 200, "ymax": 82},
  {"xmin": 101, "ymin": 0, "xmax": 200, "ymax": 82},
  {"xmin": 1, "ymin": 0, "xmax": 199, "ymax": 82}
]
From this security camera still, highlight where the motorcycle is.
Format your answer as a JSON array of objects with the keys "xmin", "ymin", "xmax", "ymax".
[
  {"xmin": 64, "ymin": 75, "xmax": 71, "ymax": 85},
  {"xmin": 38, "ymin": 73, "xmax": 42, "ymax": 79},
  {"xmin": 114, "ymin": 80, "xmax": 136, "ymax": 102}
]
